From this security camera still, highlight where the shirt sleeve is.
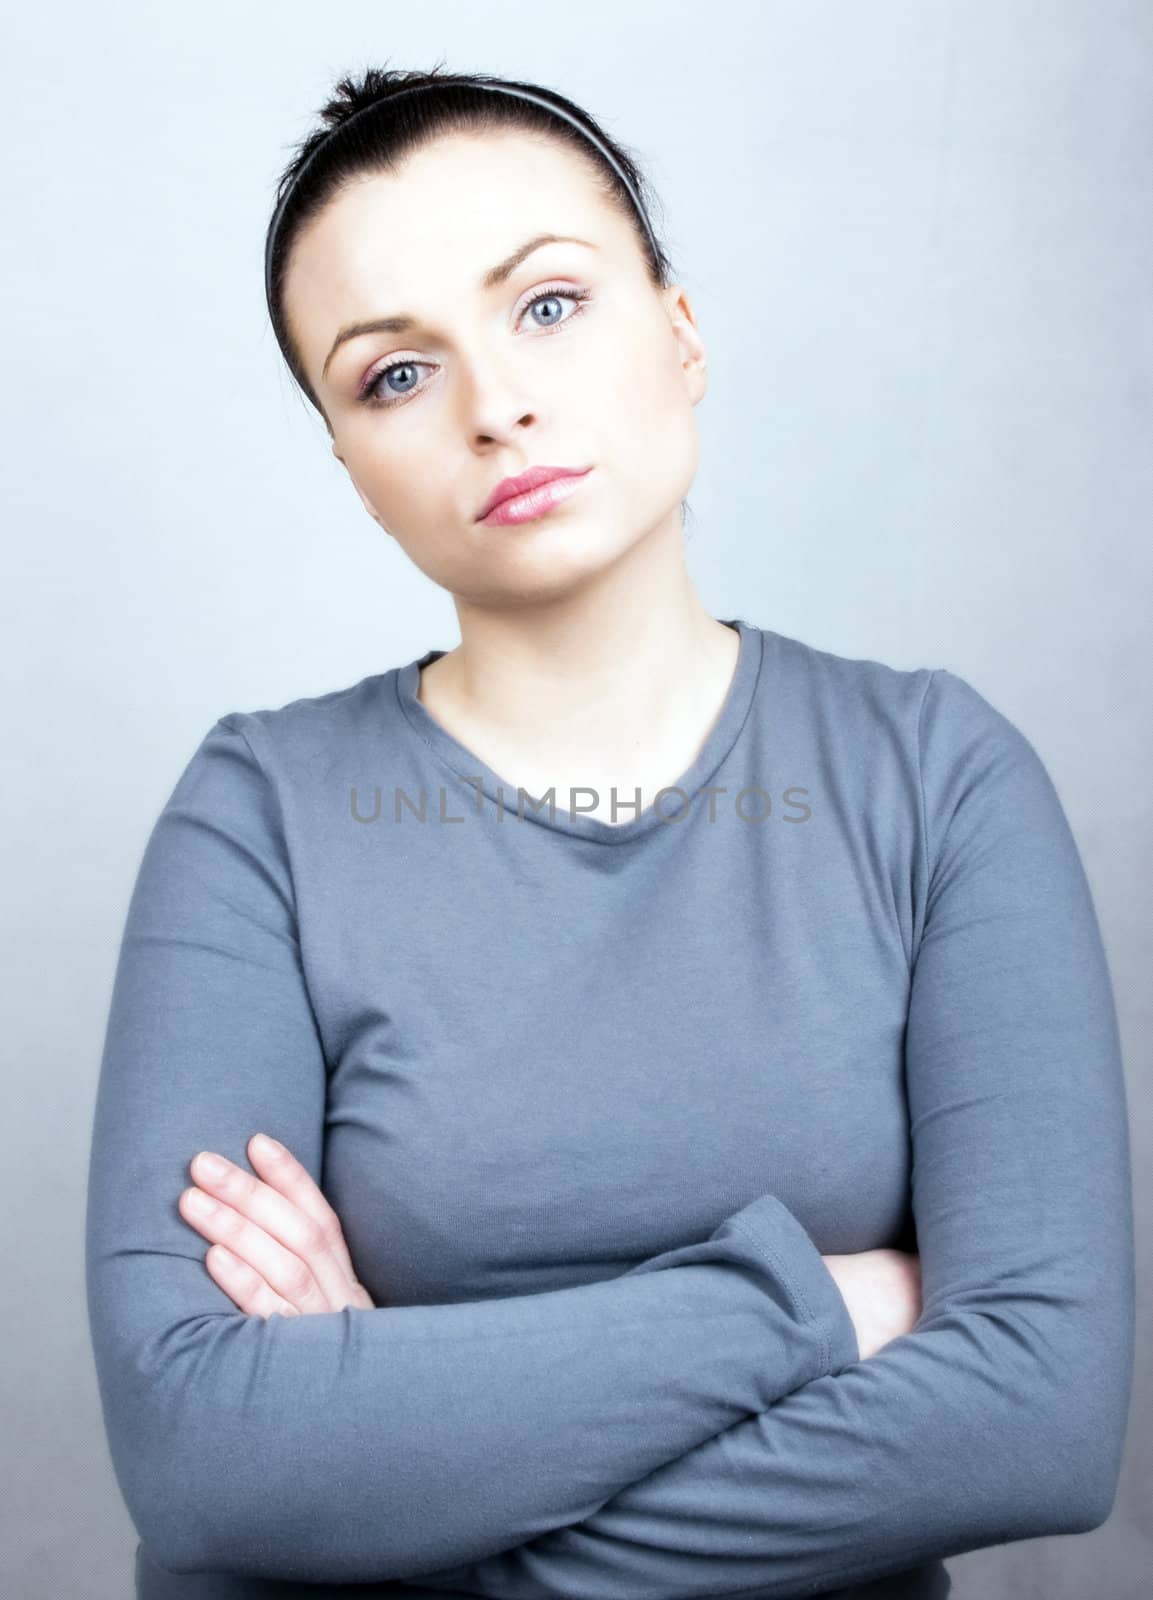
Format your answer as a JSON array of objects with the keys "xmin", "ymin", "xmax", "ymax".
[
  {"xmin": 84, "ymin": 714, "xmax": 860, "ymax": 1586},
  {"xmin": 410, "ymin": 667, "xmax": 1137, "ymax": 1599}
]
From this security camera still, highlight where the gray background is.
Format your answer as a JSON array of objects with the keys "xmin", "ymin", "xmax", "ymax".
[{"xmin": 2, "ymin": 1, "xmax": 1148, "ymax": 1594}]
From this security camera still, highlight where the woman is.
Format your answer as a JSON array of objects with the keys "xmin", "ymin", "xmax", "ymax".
[{"xmin": 85, "ymin": 65, "xmax": 1135, "ymax": 1600}]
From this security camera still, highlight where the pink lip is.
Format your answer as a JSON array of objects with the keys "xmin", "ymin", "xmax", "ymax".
[{"xmin": 476, "ymin": 464, "xmax": 591, "ymax": 523}]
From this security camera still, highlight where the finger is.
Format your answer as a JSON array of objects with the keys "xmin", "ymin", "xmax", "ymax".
[
  {"xmin": 245, "ymin": 1135, "xmax": 363, "ymax": 1287},
  {"xmin": 178, "ymin": 1185, "xmax": 330, "ymax": 1314},
  {"xmin": 206, "ymin": 1244, "xmax": 301, "ymax": 1320},
  {"xmin": 191, "ymin": 1146, "xmax": 356, "ymax": 1309}
]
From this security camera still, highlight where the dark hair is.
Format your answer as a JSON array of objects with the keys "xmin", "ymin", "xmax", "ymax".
[{"xmin": 265, "ymin": 62, "xmax": 695, "ymax": 533}]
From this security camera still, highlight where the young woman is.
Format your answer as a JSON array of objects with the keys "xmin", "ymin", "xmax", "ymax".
[{"xmin": 86, "ymin": 65, "xmax": 1135, "ymax": 1600}]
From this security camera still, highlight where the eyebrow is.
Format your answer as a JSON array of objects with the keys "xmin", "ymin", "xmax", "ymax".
[{"xmin": 320, "ymin": 233, "xmax": 599, "ymax": 383}]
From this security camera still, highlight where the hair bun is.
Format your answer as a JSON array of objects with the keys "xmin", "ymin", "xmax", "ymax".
[{"xmin": 316, "ymin": 64, "xmax": 463, "ymax": 133}]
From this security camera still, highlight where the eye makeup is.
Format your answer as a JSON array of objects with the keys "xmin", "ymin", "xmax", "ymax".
[{"xmin": 354, "ymin": 283, "xmax": 594, "ymax": 410}]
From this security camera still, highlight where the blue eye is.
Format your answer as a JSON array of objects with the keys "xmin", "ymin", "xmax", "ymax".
[
  {"xmin": 358, "ymin": 285, "xmax": 593, "ymax": 409},
  {"xmin": 366, "ymin": 359, "xmax": 424, "ymax": 404},
  {"xmin": 523, "ymin": 288, "xmax": 581, "ymax": 328}
]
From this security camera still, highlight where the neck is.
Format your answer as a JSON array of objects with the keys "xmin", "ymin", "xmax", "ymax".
[{"xmin": 423, "ymin": 516, "xmax": 739, "ymax": 775}]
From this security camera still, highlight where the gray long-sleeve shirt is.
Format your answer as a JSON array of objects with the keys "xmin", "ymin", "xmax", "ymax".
[{"xmin": 85, "ymin": 618, "xmax": 1135, "ymax": 1600}]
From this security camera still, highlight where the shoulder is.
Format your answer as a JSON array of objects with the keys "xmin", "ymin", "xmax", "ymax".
[
  {"xmin": 761, "ymin": 624, "xmax": 1028, "ymax": 757},
  {"xmin": 161, "ymin": 665, "xmax": 405, "ymax": 835},
  {"xmin": 214, "ymin": 668, "xmax": 394, "ymax": 760},
  {"xmin": 758, "ymin": 624, "xmax": 939, "ymax": 754},
  {"xmin": 752, "ymin": 625, "xmax": 1065, "ymax": 863},
  {"xmin": 179, "ymin": 656, "xmax": 421, "ymax": 803}
]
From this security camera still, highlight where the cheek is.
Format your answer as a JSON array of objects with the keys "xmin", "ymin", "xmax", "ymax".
[
  {"xmin": 600, "ymin": 316, "xmax": 691, "ymax": 434},
  {"xmin": 349, "ymin": 435, "xmax": 442, "ymax": 523},
  {"xmin": 596, "ymin": 326, "xmax": 698, "ymax": 479}
]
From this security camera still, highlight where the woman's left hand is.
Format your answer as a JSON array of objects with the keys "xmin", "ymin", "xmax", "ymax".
[{"xmin": 178, "ymin": 1133, "xmax": 376, "ymax": 1317}]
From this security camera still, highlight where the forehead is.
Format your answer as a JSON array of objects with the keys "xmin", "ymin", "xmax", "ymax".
[{"xmin": 284, "ymin": 131, "xmax": 629, "ymax": 375}]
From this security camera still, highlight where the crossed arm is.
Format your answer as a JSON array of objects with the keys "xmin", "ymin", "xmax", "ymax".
[
  {"xmin": 86, "ymin": 715, "xmax": 860, "ymax": 1586},
  {"xmin": 87, "ymin": 673, "xmax": 1135, "ymax": 1594}
]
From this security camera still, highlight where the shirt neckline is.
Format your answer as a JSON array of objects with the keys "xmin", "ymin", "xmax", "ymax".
[{"xmin": 392, "ymin": 617, "xmax": 766, "ymax": 846}]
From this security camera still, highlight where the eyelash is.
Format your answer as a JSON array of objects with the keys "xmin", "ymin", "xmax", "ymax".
[{"xmin": 357, "ymin": 284, "xmax": 593, "ymax": 409}]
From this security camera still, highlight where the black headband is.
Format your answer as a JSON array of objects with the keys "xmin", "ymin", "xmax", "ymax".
[{"xmin": 263, "ymin": 80, "xmax": 662, "ymax": 322}]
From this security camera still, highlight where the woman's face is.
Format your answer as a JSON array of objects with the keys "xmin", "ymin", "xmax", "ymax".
[{"xmin": 283, "ymin": 130, "xmax": 707, "ymax": 606}]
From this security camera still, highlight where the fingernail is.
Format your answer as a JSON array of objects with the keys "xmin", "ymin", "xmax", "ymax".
[
  {"xmin": 195, "ymin": 1152, "xmax": 227, "ymax": 1179},
  {"xmin": 254, "ymin": 1134, "xmax": 283, "ymax": 1157}
]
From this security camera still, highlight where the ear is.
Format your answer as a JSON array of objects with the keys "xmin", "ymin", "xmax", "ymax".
[
  {"xmin": 331, "ymin": 441, "xmax": 392, "ymax": 535},
  {"xmin": 662, "ymin": 285, "xmax": 707, "ymax": 406}
]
